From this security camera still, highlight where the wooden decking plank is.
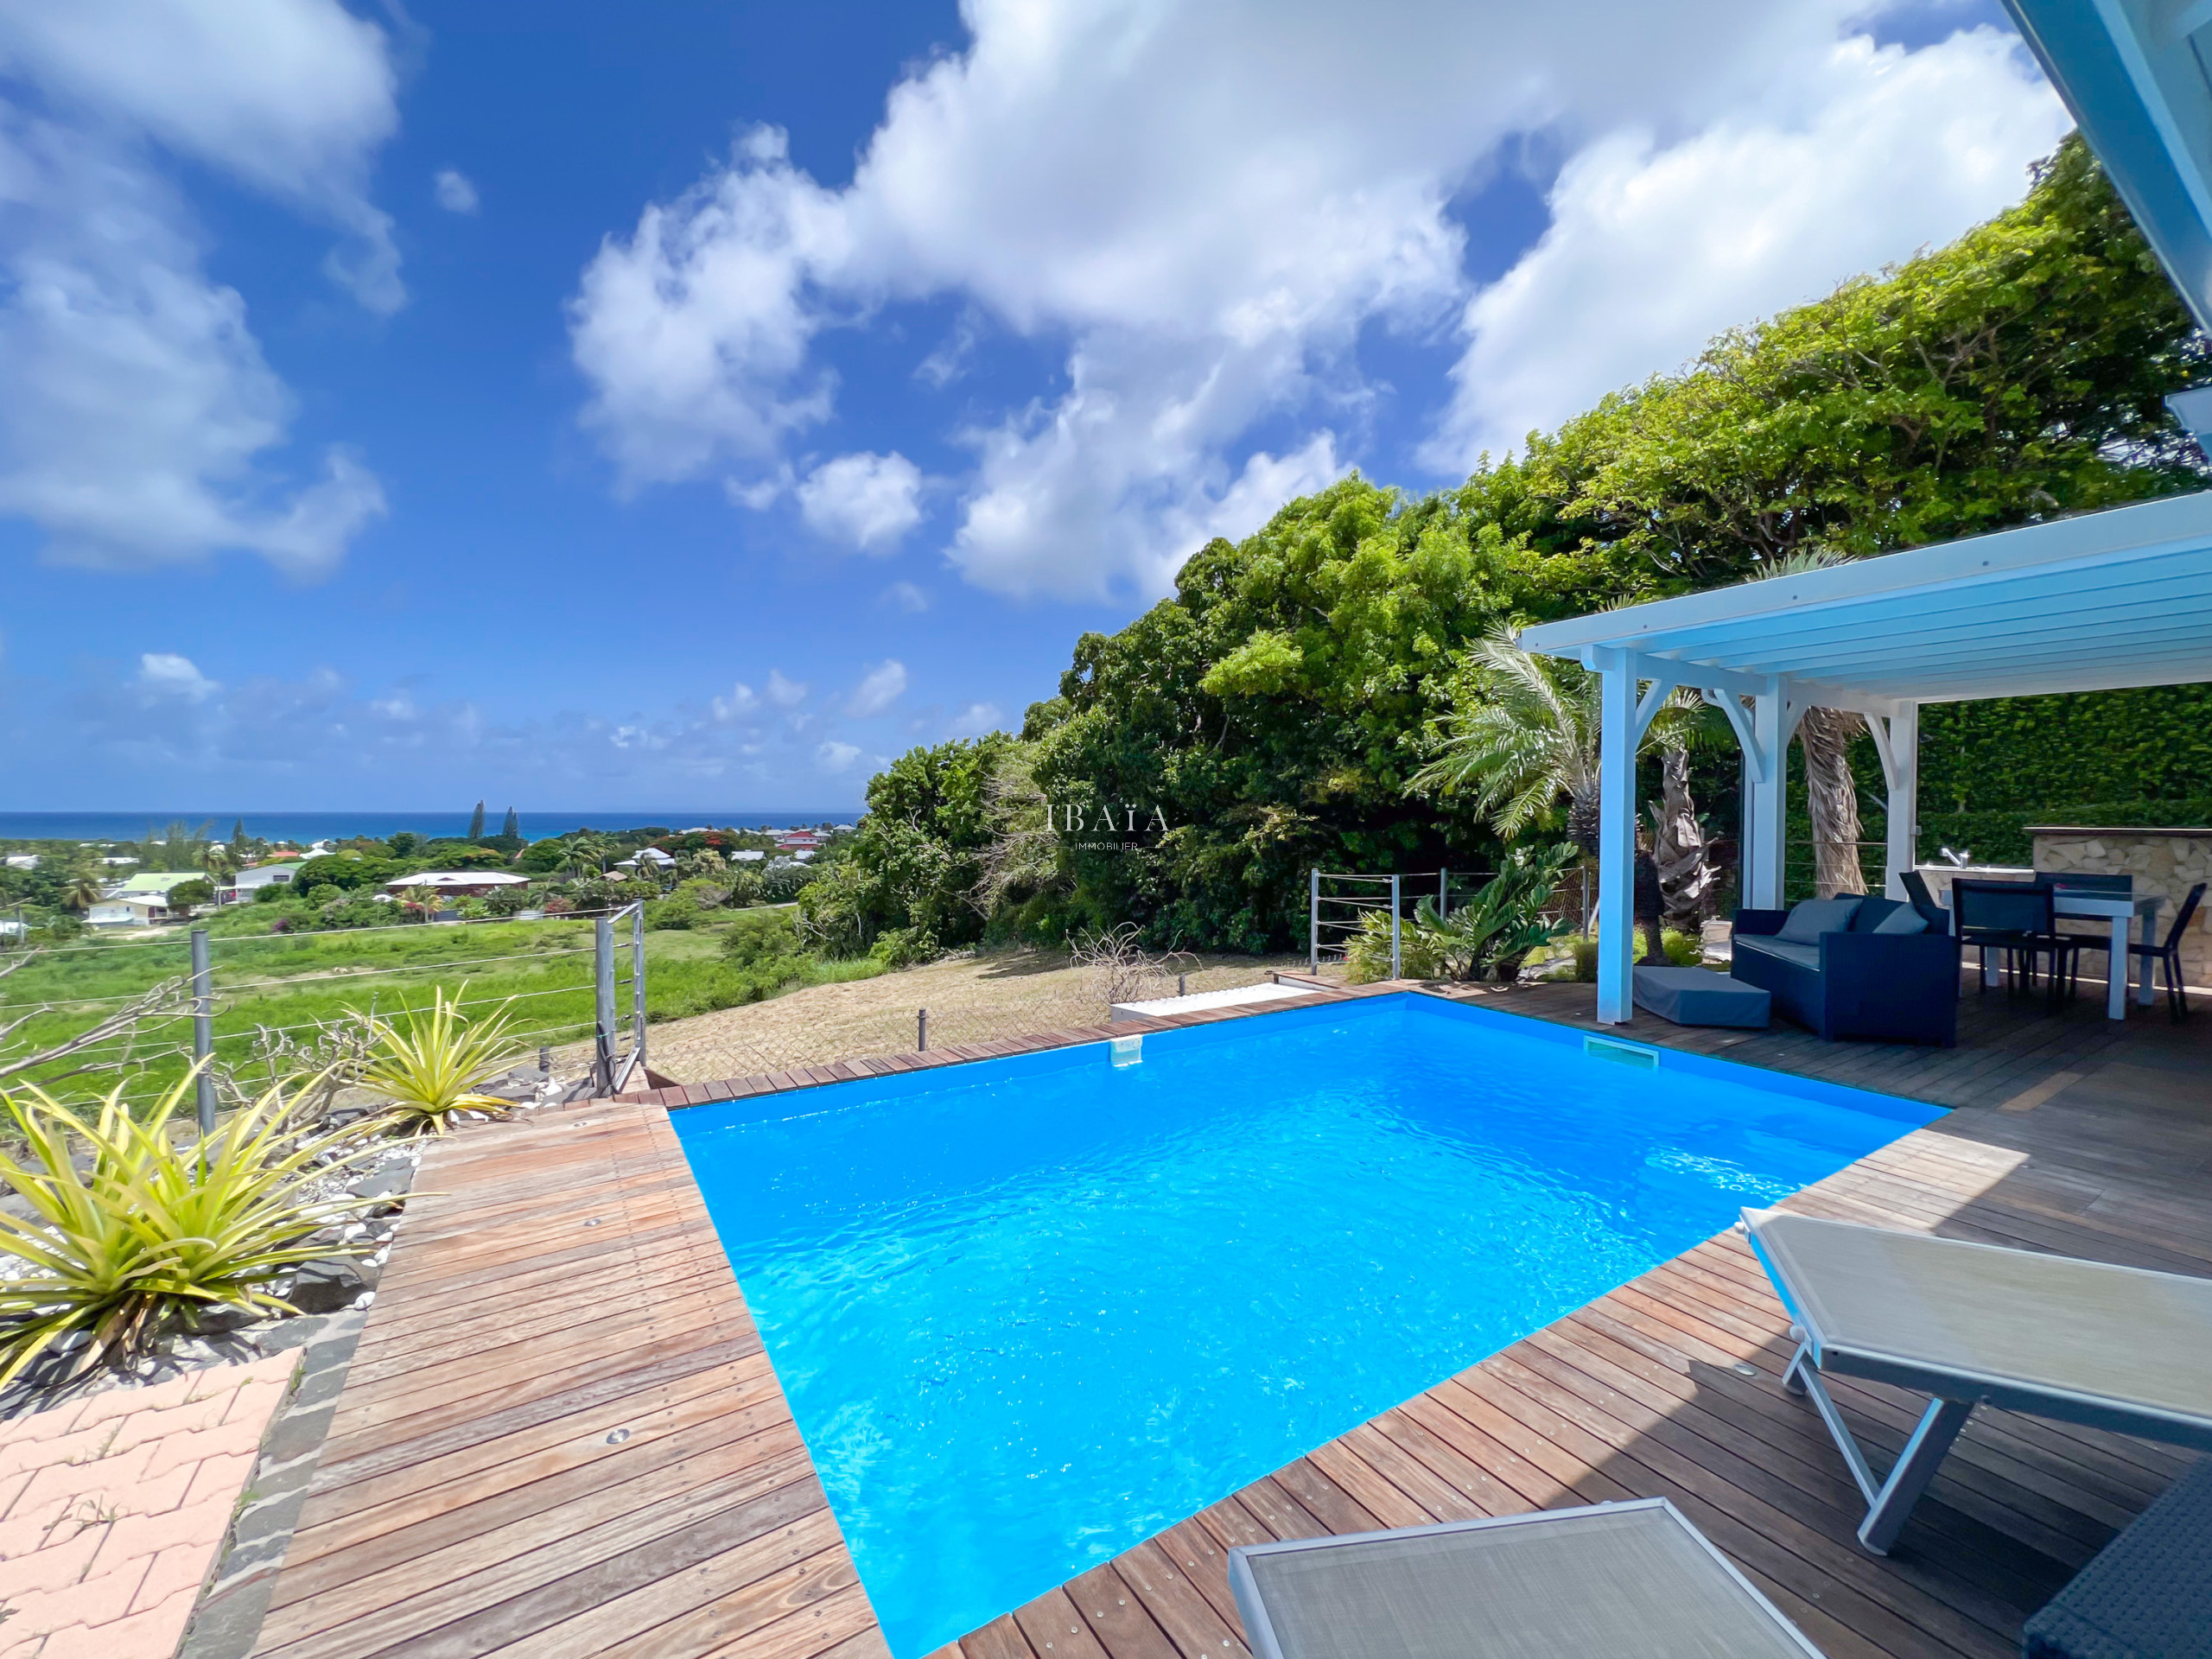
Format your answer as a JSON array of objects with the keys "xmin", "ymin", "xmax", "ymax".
[
  {"xmin": 505, "ymin": 1523, "xmax": 851, "ymax": 1659},
  {"xmin": 1115, "ymin": 1539, "xmax": 1250, "ymax": 1659},
  {"xmin": 1010, "ymin": 1586, "xmax": 1112, "ymax": 1659},
  {"xmin": 1062, "ymin": 1563, "xmax": 1181, "ymax": 1659}
]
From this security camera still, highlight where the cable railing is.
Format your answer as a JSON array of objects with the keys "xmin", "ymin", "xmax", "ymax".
[{"xmin": 2, "ymin": 903, "xmax": 647, "ymax": 1120}]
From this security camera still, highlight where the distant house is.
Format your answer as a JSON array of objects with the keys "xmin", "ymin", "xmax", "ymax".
[
  {"xmin": 382, "ymin": 871, "xmax": 531, "ymax": 899},
  {"xmin": 3, "ymin": 855, "xmax": 35, "ymax": 871},
  {"xmin": 731, "ymin": 849, "xmax": 765, "ymax": 862},
  {"xmin": 615, "ymin": 848, "xmax": 677, "ymax": 873},
  {"xmin": 87, "ymin": 872, "xmax": 206, "ymax": 927},
  {"xmin": 100, "ymin": 855, "xmax": 140, "ymax": 867},
  {"xmin": 220, "ymin": 865, "xmax": 296, "ymax": 904}
]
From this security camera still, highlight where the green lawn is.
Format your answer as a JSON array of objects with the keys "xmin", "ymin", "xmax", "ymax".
[{"xmin": 1, "ymin": 909, "xmax": 880, "ymax": 1105}]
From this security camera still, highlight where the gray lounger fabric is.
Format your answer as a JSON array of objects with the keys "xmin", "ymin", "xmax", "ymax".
[
  {"xmin": 1228, "ymin": 1500, "xmax": 1821, "ymax": 1659},
  {"xmin": 1743, "ymin": 1207, "xmax": 2212, "ymax": 1554},
  {"xmin": 1746, "ymin": 1210, "xmax": 2212, "ymax": 1426}
]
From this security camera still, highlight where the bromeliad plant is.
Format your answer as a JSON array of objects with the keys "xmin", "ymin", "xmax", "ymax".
[
  {"xmin": 356, "ymin": 988, "xmax": 524, "ymax": 1135},
  {"xmin": 0, "ymin": 1071, "xmax": 383, "ymax": 1389}
]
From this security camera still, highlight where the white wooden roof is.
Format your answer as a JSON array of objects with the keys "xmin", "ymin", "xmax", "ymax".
[{"xmin": 1515, "ymin": 490, "xmax": 2212, "ymax": 706}]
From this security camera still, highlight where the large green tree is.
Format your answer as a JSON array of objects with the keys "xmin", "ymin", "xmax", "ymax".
[{"xmin": 840, "ymin": 137, "xmax": 2212, "ymax": 950}]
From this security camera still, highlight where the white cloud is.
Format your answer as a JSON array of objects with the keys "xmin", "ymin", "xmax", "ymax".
[
  {"xmin": 0, "ymin": 113, "xmax": 387, "ymax": 575},
  {"xmin": 136, "ymin": 652, "xmax": 218, "ymax": 701},
  {"xmin": 434, "ymin": 167, "xmax": 480, "ymax": 215},
  {"xmin": 815, "ymin": 739, "xmax": 862, "ymax": 773},
  {"xmin": 711, "ymin": 681, "xmax": 759, "ymax": 721},
  {"xmin": 846, "ymin": 658, "xmax": 908, "ymax": 716},
  {"xmin": 796, "ymin": 450, "xmax": 924, "ymax": 550},
  {"xmin": 0, "ymin": 0, "xmax": 397, "ymax": 573},
  {"xmin": 880, "ymin": 579, "xmax": 930, "ymax": 613},
  {"xmin": 0, "ymin": 0, "xmax": 404, "ymax": 311},
  {"xmin": 949, "ymin": 701, "xmax": 1002, "ymax": 738},
  {"xmin": 569, "ymin": 0, "xmax": 2069, "ymax": 601},
  {"xmin": 1427, "ymin": 29, "xmax": 2069, "ymax": 467},
  {"xmin": 766, "ymin": 668, "xmax": 809, "ymax": 707}
]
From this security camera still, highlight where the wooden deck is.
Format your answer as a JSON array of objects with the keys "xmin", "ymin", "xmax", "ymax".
[
  {"xmin": 948, "ymin": 982, "xmax": 2212, "ymax": 1659},
  {"xmin": 245, "ymin": 1099, "xmax": 887, "ymax": 1659},
  {"xmin": 245, "ymin": 980, "xmax": 2212, "ymax": 1659}
]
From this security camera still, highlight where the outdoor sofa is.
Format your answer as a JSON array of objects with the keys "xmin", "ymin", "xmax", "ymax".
[{"xmin": 1730, "ymin": 894, "xmax": 1957, "ymax": 1046}]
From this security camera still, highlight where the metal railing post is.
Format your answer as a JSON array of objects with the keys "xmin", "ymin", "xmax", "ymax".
[
  {"xmin": 918, "ymin": 1007, "xmax": 928, "ymax": 1052},
  {"xmin": 190, "ymin": 927, "xmax": 215, "ymax": 1136},
  {"xmin": 1389, "ymin": 874, "xmax": 1402, "ymax": 981},
  {"xmin": 593, "ymin": 915, "xmax": 615, "ymax": 1094},
  {"xmin": 631, "ymin": 902, "xmax": 646, "ymax": 1073},
  {"xmin": 1438, "ymin": 868, "xmax": 1447, "ymax": 918},
  {"xmin": 1309, "ymin": 867, "xmax": 1320, "ymax": 973}
]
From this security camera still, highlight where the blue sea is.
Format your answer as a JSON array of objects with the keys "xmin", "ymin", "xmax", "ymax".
[
  {"xmin": 0, "ymin": 810, "xmax": 853, "ymax": 844},
  {"xmin": 675, "ymin": 992, "xmax": 1937, "ymax": 1656}
]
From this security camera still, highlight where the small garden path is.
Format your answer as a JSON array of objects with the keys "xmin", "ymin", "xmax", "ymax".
[{"xmin": 0, "ymin": 1351, "xmax": 298, "ymax": 1659}]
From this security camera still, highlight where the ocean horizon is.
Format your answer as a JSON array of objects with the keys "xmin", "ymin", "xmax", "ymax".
[{"xmin": 0, "ymin": 810, "xmax": 855, "ymax": 844}]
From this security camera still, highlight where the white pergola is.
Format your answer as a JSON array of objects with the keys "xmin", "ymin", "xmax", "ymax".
[{"xmin": 1516, "ymin": 490, "xmax": 2212, "ymax": 1024}]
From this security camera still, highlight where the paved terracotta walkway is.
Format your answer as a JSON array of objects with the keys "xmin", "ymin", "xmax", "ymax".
[{"xmin": 0, "ymin": 1351, "xmax": 299, "ymax": 1659}]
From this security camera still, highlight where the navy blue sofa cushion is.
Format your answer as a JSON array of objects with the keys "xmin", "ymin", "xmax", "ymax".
[
  {"xmin": 1732, "ymin": 905, "xmax": 1958, "ymax": 1046},
  {"xmin": 1777, "ymin": 897, "xmax": 1864, "ymax": 942},
  {"xmin": 2022, "ymin": 1456, "xmax": 2212, "ymax": 1659}
]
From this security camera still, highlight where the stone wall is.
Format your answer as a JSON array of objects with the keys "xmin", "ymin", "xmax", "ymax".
[{"xmin": 2031, "ymin": 827, "xmax": 2211, "ymax": 987}]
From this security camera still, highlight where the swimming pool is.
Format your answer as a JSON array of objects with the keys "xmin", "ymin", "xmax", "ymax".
[{"xmin": 674, "ymin": 992, "xmax": 1937, "ymax": 1656}]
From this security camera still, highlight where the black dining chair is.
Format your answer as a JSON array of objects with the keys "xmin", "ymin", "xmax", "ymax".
[
  {"xmin": 2126, "ymin": 882, "xmax": 2205, "ymax": 1022},
  {"xmin": 1951, "ymin": 880, "xmax": 2077, "ymax": 1008},
  {"xmin": 2036, "ymin": 873, "xmax": 2134, "ymax": 995}
]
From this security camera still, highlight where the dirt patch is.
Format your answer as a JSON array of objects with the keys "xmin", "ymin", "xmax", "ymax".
[{"xmin": 635, "ymin": 948, "xmax": 1308, "ymax": 1084}]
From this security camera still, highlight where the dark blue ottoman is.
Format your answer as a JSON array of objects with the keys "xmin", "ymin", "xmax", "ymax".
[
  {"xmin": 1632, "ymin": 966, "xmax": 1770, "ymax": 1028},
  {"xmin": 2023, "ymin": 1457, "xmax": 2212, "ymax": 1659}
]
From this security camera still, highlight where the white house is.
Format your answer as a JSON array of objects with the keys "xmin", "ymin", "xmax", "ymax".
[
  {"xmin": 85, "ymin": 870, "xmax": 208, "ymax": 926},
  {"xmin": 2, "ymin": 855, "xmax": 35, "ymax": 871},
  {"xmin": 220, "ymin": 865, "xmax": 297, "ymax": 903}
]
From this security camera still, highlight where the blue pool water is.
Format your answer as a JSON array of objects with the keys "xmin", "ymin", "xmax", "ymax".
[{"xmin": 674, "ymin": 994, "xmax": 1936, "ymax": 1655}]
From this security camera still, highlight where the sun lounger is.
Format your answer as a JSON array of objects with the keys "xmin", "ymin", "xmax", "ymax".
[
  {"xmin": 1741, "ymin": 1206, "xmax": 2212, "ymax": 1553},
  {"xmin": 1227, "ymin": 1499, "xmax": 1823, "ymax": 1659}
]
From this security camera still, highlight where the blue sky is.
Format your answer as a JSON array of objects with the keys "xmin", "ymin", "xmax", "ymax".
[{"xmin": 0, "ymin": 1, "xmax": 2067, "ymax": 813}]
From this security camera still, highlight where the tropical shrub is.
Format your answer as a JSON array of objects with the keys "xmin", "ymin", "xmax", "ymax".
[
  {"xmin": 868, "ymin": 926, "xmax": 939, "ymax": 969},
  {"xmin": 0, "ymin": 1072, "xmax": 382, "ymax": 1387},
  {"xmin": 357, "ymin": 988, "xmax": 523, "ymax": 1135}
]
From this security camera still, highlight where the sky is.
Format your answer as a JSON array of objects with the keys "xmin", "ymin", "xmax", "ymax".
[{"xmin": 0, "ymin": 0, "xmax": 2073, "ymax": 813}]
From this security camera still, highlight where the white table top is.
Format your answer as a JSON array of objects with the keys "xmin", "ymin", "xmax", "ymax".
[{"xmin": 2050, "ymin": 892, "xmax": 2161, "ymax": 920}]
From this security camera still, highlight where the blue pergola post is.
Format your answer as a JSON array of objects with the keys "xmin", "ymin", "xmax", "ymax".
[{"xmin": 1594, "ymin": 650, "xmax": 1639, "ymax": 1024}]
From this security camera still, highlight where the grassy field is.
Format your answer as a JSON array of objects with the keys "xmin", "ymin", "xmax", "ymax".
[
  {"xmin": 625, "ymin": 946, "xmax": 1310, "ymax": 1083},
  {"xmin": 0, "ymin": 909, "xmax": 882, "ymax": 1104}
]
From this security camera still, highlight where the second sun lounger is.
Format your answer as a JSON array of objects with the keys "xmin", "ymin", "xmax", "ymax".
[
  {"xmin": 1228, "ymin": 1499, "xmax": 1823, "ymax": 1659},
  {"xmin": 1742, "ymin": 1205, "xmax": 2212, "ymax": 1553}
]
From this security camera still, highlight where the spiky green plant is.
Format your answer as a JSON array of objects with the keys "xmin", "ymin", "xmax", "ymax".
[
  {"xmin": 357, "ymin": 988, "xmax": 523, "ymax": 1135},
  {"xmin": 0, "ymin": 1071, "xmax": 382, "ymax": 1389}
]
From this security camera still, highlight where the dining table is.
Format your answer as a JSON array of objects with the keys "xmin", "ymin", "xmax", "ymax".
[{"xmin": 1960, "ymin": 889, "xmax": 2164, "ymax": 1020}]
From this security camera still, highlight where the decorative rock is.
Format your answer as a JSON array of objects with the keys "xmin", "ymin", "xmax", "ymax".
[{"xmin": 285, "ymin": 1261, "xmax": 368, "ymax": 1315}]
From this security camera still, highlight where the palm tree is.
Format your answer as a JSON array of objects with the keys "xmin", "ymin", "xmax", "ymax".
[
  {"xmin": 1411, "ymin": 634, "xmax": 1708, "ymax": 855},
  {"xmin": 1412, "ymin": 633, "xmax": 1715, "ymax": 961},
  {"xmin": 58, "ymin": 865, "xmax": 103, "ymax": 913},
  {"xmin": 559, "ymin": 835, "xmax": 607, "ymax": 881},
  {"xmin": 1751, "ymin": 550, "xmax": 1868, "ymax": 899}
]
